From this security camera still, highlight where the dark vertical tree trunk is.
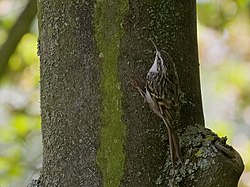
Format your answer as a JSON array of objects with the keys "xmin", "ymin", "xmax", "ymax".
[
  {"xmin": 36, "ymin": 0, "xmax": 244, "ymax": 187},
  {"xmin": 38, "ymin": 1, "xmax": 102, "ymax": 186}
]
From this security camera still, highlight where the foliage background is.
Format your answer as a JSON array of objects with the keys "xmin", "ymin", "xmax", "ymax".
[{"xmin": 0, "ymin": 0, "xmax": 249, "ymax": 186}]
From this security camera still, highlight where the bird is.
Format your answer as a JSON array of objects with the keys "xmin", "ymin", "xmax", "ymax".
[{"xmin": 131, "ymin": 40, "xmax": 183, "ymax": 166}]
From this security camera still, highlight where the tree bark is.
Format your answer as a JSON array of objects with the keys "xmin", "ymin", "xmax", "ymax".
[{"xmin": 36, "ymin": 0, "xmax": 244, "ymax": 187}]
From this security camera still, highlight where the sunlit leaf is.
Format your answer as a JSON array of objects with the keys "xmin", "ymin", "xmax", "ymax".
[
  {"xmin": 16, "ymin": 33, "xmax": 38, "ymax": 66},
  {"xmin": 9, "ymin": 53, "xmax": 22, "ymax": 71},
  {"xmin": 12, "ymin": 114, "xmax": 29, "ymax": 139}
]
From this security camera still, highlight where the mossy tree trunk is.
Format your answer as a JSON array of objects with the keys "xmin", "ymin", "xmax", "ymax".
[{"xmin": 37, "ymin": 0, "xmax": 244, "ymax": 187}]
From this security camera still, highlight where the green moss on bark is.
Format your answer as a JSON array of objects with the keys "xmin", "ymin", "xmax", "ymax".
[{"xmin": 94, "ymin": 0, "xmax": 128, "ymax": 187}]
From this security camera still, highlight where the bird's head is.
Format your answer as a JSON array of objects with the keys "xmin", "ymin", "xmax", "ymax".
[{"xmin": 149, "ymin": 45, "xmax": 164, "ymax": 73}]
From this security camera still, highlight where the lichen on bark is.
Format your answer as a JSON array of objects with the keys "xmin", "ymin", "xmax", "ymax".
[{"xmin": 94, "ymin": 0, "xmax": 128, "ymax": 186}]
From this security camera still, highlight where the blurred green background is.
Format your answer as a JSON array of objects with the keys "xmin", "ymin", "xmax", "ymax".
[{"xmin": 0, "ymin": 0, "xmax": 249, "ymax": 186}]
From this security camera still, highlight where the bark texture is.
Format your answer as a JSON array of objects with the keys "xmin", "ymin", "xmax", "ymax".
[
  {"xmin": 38, "ymin": 1, "xmax": 102, "ymax": 186},
  {"xmin": 36, "ymin": 0, "xmax": 244, "ymax": 187}
]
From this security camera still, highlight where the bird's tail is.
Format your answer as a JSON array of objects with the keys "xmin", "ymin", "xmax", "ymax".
[{"xmin": 161, "ymin": 115, "xmax": 183, "ymax": 165}]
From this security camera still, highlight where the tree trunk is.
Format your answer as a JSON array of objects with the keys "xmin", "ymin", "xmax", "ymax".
[{"xmin": 36, "ymin": 0, "xmax": 244, "ymax": 187}]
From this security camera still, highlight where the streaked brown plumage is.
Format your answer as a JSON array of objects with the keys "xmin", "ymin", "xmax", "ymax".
[{"xmin": 131, "ymin": 41, "xmax": 183, "ymax": 165}]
